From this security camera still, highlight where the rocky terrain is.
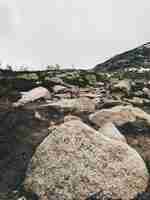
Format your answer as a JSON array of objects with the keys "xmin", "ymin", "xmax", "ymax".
[{"xmin": 2, "ymin": 46, "xmax": 150, "ymax": 199}]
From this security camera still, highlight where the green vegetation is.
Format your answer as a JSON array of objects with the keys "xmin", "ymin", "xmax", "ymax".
[
  {"xmin": 109, "ymin": 70, "xmax": 150, "ymax": 80},
  {"xmin": 0, "ymin": 65, "xmax": 110, "ymax": 89},
  {"xmin": 60, "ymin": 71, "xmax": 109, "ymax": 87},
  {"xmin": 3, "ymin": 63, "xmax": 150, "ymax": 90}
]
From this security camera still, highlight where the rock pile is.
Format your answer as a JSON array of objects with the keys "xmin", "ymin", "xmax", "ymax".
[{"xmin": 1, "ymin": 75, "xmax": 150, "ymax": 200}]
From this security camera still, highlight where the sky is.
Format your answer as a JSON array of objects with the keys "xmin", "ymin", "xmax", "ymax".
[{"xmin": 0, "ymin": 0, "xmax": 150, "ymax": 70}]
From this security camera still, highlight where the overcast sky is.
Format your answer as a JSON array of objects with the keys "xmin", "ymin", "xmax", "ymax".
[{"xmin": 0, "ymin": 0, "xmax": 150, "ymax": 69}]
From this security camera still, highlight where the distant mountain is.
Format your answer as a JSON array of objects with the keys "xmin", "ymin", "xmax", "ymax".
[{"xmin": 94, "ymin": 42, "xmax": 150, "ymax": 72}]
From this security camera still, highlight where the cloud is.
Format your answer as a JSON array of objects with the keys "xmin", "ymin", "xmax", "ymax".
[
  {"xmin": 0, "ymin": 0, "xmax": 21, "ymax": 35},
  {"xmin": 0, "ymin": 4, "xmax": 13, "ymax": 36},
  {"xmin": 0, "ymin": 0, "xmax": 150, "ymax": 68}
]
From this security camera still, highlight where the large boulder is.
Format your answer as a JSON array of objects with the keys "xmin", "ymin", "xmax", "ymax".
[
  {"xmin": 23, "ymin": 120, "xmax": 148, "ymax": 200},
  {"xmin": 89, "ymin": 105, "xmax": 150, "ymax": 166}
]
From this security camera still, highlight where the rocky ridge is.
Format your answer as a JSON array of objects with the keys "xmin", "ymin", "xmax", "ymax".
[{"xmin": 94, "ymin": 42, "xmax": 150, "ymax": 72}]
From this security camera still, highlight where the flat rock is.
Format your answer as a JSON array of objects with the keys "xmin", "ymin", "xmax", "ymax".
[
  {"xmin": 125, "ymin": 97, "xmax": 144, "ymax": 107},
  {"xmin": 40, "ymin": 97, "xmax": 95, "ymax": 115},
  {"xmin": 89, "ymin": 105, "xmax": 150, "ymax": 127},
  {"xmin": 13, "ymin": 87, "xmax": 51, "ymax": 107},
  {"xmin": 97, "ymin": 99, "xmax": 122, "ymax": 109}
]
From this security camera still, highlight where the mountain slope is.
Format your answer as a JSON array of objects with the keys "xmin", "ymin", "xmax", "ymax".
[{"xmin": 94, "ymin": 42, "xmax": 150, "ymax": 72}]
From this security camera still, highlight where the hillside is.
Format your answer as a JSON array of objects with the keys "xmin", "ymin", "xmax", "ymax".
[{"xmin": 94, "ymin": 42, "xmax": 150, "ymax": 72}]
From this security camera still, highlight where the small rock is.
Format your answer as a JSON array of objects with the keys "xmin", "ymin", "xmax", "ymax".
[
  {"xmin": 133, "ymin": 91, "xmax": 144, "ymax": 98},
  {"xmin": 86, "ymin": 190, "xmax": 112, "ymax": 200},
  {"xmin": 64, "ymin": 115, "xmax": 81, "ymax": 122},
  {"xmin": 143, "ymin": 87, "xmax": 150, "ymax": 99},
  {"xmin": 49, "ymin": 77, "xmax": 65, "ymax": 85},
  {"xmin": 53, "ymin": 85, "xmax": 67, "ymax": 94},
  {"xmin": 99, "ymin": 122, "xmax": 127, "ymax": 143},
  {"xmin": 95, "ymin": 82, "xmax": 105, "ymax": 87},
  {"xmin": 97, "ymin": 99, "xmax": 122, "ymax": 109},
  {"xmin": 112, "ymin": 80, "xmax": 131, "ymax": 96},
  {"xmin": 133, "ymin": 192, "xmax": 150, "ymax": 200},
  {"xmin": 125, "ymin": 97, "xmax": 144, "ymax": 107}
]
